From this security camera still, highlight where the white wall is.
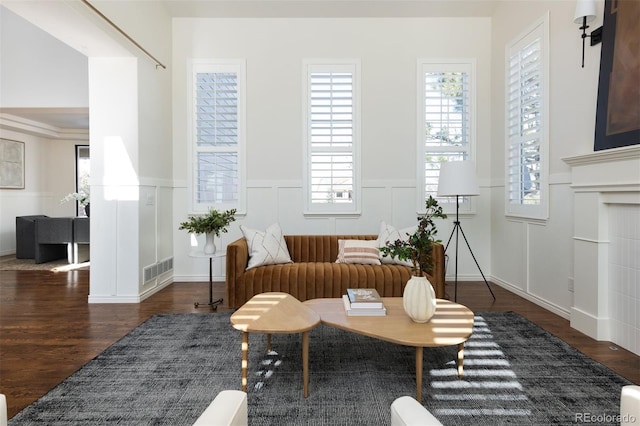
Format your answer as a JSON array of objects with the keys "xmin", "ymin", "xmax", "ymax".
[
  {"xmin": 0, "ymin": 6, "xmax": 88, "ymax": 108},
  {"xmin": 171, "ymin": 17, "xmax": 493, "ymax": 280},
  {"xmin": 489, "ymin": 0, "xmax": 605, "ymax": 318}
]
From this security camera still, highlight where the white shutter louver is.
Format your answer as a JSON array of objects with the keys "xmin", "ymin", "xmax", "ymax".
[
  {"xmin": 504, "ymin": 15, "xmax": 548, "ymax": 220},
  {"xmin": 507, "ymin": 38, "xmax": 542, "ymax": 206},
  {"xmin": 420, "ymin": 66, "xmax": 472, "ymax": 205},
  {"xmin": 309, "ymin": 70, "xmax": 355, "ymax": 206},
  {"xmin": 194, "ymin": 71, "xmax": 239, "ymax": 206}
]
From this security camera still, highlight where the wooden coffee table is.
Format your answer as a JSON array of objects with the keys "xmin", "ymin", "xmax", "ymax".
[
  {"xmin": 230, "ymin": 292, "xmax": 321, "ymax": 397},
  {"xmin": 303, "ymin": 297, "xmax": 474, "ymax": 402}
]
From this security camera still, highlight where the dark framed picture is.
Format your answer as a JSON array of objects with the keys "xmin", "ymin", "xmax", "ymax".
[
  {"xmin": 0, "ymin": 138, "xmax": 25, "ymax": 189},
  {"xmin": 594, "ymin": 0, "xmax": 640, "ymax": 151}
]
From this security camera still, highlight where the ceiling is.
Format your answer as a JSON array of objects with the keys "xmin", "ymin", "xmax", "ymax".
[
  {"xmin": 2, "ymin": 0, "xmax": 498, "ymax": 132},
  {"xmin": 162, "ymin": 0, "xmax": 499, "ymax": 18},
  {"xmin": 0, "ymin": 108, "xmax": 89, "ymax": 129}
]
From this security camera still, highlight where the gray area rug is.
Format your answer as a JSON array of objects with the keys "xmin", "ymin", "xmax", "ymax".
[
  {"xmin": 0, "ymin": 256, "xmax": 89, "ymax": 272},
  {"xmin": 9, "ymin": 312, "xmax": 631, "ymax": 425}
]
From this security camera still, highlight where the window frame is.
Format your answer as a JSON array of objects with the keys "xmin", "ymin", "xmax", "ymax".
[
  {"xmin": 187, "ymin": 58, "xmax": 246, "ymax": 215},
  {"xmin": 75, "ymin": 144, "xmax": 90, "ymax": 217},
  {"xmin": 504, "ymin": 14, "xmax": 550, "ymax": 220},
  {"xmin": 417, "ymin": 58, "xmax": 477, "ymax": 215},
  {"xmin": 302, "ymin": 59, "xmax": 361, "ymax": 215}
]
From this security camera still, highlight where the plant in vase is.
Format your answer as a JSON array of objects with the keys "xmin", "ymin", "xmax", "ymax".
[
  {"xmin": 179, "ymin": 208, "xmax": 237, "ymax": 254},
  {"xmin": 61, "ymin": 192, "xmax": 90, "ymax": 216},
  {"xmin": 380, "ymin": 196, "xmax": 447, "ymax": 323}
]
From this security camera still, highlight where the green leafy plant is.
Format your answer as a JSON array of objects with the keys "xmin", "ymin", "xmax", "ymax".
[
  {"xmin": 179, "ymin": 208, "xmax": 237, "ymax": 236},
  {"xmin": 380, "ymin": 196, "xmax": 447, "ymax": 276}
]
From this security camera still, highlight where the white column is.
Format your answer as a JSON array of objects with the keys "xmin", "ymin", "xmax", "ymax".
[{"xmin": 88, "ymin": 57, "xmax": 141, "ymax": 302}]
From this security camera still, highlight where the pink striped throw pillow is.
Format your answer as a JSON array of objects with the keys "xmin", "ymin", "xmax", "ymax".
[{"xmin": 336, "ymin": 239, "xmax": 381, "ymax": 265}]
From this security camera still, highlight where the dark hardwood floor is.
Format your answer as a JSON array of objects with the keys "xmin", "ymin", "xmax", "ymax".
[{"xmin": 0, "ymin": 270, "xmax": 638, "ymax": 419}]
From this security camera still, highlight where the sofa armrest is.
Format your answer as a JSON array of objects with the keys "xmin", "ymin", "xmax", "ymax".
[
  {"xmin": 621, "ymin": 385, "xmax": 640, "ymax": 426},
  {"xmin": 34, "ymin": 217, "xmax": 74, "ymax": 264},
  {"xmin": 0, "ymin": 393, "xmax": 7, "ymax": 426},
  {"xmin": 226, "ymin": 238, "xmax": 249, "ymax": 308},
  {"xmin": 390, "ymin": 396, "xmax": 442, "ymax": 426},
  {"xmin": 193, "ymin": 390, "xmax": 247, "ymax": 426},
  {"xmin": 73, "ymin": 217, "xmax": 90, "ymax": 243},
  {"xmin": 16, "ymin": 215, "xmax": 49, "ymax": 259}
]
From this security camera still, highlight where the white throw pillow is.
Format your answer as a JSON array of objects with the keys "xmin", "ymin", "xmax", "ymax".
[
  {"xmin": 336, "ymin": 239, "xmax": 381, "ymax": 265},
  {"xmin": 241, "ymin": 223, "xmax": 293, "ymax": 270},
  {"xmin": 377, "ymin": 221, "xmax": 416, "ymax": 267}
]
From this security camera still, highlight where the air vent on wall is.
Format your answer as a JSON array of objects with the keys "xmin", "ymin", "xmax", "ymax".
[{"xmin": 143, "ymin": 257, "xmax": 173, "ymax": 283}]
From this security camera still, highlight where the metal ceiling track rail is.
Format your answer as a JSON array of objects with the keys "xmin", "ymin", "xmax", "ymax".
[{"xmin": 80, "ymin": 0, "xmax": 167, "ymax": 70}]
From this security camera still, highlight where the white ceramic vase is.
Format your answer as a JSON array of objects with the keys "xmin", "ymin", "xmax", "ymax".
[
  {"xmin": 402, "ymin": 275, "xmax": 436, "ymax": 323},
  {"xmin": 203, "ymin": 232, "xmax": 216, "ymax": 255}
]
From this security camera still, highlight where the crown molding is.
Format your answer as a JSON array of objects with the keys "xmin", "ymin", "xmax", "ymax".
[{"xmin": 0, "ymin": 113, "xmax": 89, "ymax": 141}]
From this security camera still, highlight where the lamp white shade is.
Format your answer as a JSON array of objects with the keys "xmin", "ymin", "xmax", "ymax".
[
  {"xmin": 437, "ymin": 161, "xmax": 480, "ymax": 197},
  {"xmin": 574, "ymin": 0, "xmax": 596, "ymax": 24}
]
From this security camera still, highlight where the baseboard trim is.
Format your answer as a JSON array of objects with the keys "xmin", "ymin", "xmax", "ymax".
[
  {"xmin": 173, "ymin": 275, "xmax": 225, "ymax": 282},
  {"xmin": 489, "ymin": 276, "xmax": 571, "ymax": 320},
  {"xmin": 88, "ymin": 295, "xmax": 142, "ymax": 304},
  {"xmin": 570, "ymin": 306, "xmax": 611, "ymax": 341},
  {"xmin": 88, "ymin": 277, "xmax": 173, "ymax": 304}
]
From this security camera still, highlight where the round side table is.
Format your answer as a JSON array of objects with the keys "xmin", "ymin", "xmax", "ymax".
[{"xmin": 189, "ymin": 251, "xmax": 226, "ymax": 310}]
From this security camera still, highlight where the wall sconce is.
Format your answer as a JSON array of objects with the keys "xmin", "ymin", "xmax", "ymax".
[{"xmin": 574, "ymin": 0, "xmax": 603, "ymax": 68}]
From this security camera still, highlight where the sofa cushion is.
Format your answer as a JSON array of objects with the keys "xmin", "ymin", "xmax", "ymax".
[
  {"xmin": 241, "ymin": 223, "xmax": 293, "ymax": 270},
  {"xmin": 377, "ymin": 221, "xmax": 416, "ymax": 267},
  {"xmin": 336, "ymin": 239, "xmax": 381, "ymax": 265},
  {"xmin": 234, "ymin": 261, "xmax": 412, "ymax": 304}
]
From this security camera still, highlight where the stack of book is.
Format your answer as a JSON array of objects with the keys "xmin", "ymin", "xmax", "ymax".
[{"xmin": 342, "ymin": 288, "xmax": 386, "ymax": 316}]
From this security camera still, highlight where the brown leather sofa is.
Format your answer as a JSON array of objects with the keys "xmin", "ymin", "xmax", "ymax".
[{"xmin": 226, "ymin": 234, "xmax": 445, "ymax": 309}]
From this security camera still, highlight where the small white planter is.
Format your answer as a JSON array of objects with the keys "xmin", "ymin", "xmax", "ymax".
[{"xmin": 203, "ymin": 232, "xmax": 216, "ymax": 255}]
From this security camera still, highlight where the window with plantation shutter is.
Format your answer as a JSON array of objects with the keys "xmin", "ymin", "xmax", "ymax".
[
  {"xmin": 418, "ymin": 59, "xmax": 475, "ymax": 214},
  {"xmin": 505, "ymin": 15, "xmax": 549, "ymax": 220},
  {"xmin": 188, "ymin": 60, "xmax": 246, "ymax": 214},
  {"xmin": 303, "ymin": 60, "xmax": 361, "ymax": 214}
]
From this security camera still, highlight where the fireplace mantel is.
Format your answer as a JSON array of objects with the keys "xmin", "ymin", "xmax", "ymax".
[
  {"xmin": 563, "ymin": 145, "xmax": 640, "ymax": 193},
  {"xmin": 563, "ymin": 145, "xmax": 640, "ymax": 351},
  {"xmin": 563, "ymin": 145, "xmax": 640, "ymax": 166}
]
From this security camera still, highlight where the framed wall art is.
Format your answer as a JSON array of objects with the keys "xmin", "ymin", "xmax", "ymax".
[
  {"xmin": 594, "ymin": 0, "xmax": 640, "ymax": 151},
  {"xmin": 0, "ymin": 138, "xmax": 25, "ymax": 189}
]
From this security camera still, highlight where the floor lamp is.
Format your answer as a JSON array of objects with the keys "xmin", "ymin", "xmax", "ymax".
[{"xmin": 437, "ymin": 161, "xmax": 496, "ymax": 302}]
